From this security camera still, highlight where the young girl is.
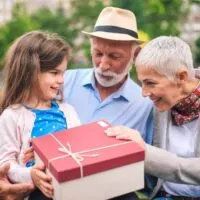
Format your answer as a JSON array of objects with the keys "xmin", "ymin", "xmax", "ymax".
[{"xmin": 0, "ymin": 31, "xmax": 80, "ymax": 199}]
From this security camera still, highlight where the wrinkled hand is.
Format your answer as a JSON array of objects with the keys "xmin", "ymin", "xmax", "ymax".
[
  {"xmin": 0, "ymin": 163, "xmax": 34, "ymax": 200},
  {"xmin": 23, "ymin": 146, "xmax": 34, "ymax": 164},
  {"xmin": 31, "ymin": 164, "xmax": 53, "ymax": 198},
  {"xmin": 105, "ymin": 125, "xmax": 145, "ymax": 148}
]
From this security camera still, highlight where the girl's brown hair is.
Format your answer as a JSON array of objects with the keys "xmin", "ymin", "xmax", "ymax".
[{"xmin": 0, "ymin": 31, "xmax": 70, "ymax": 113}]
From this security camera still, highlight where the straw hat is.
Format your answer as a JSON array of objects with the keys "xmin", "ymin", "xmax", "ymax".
[{"xmin": 82, "ymin": 7, "xmax": 143, "ymax": 43}]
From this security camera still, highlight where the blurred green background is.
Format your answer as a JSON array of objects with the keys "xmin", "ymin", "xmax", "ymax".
[{"xmin": 0, "ymin": 0, "xmax": 200, "ymax": 80}]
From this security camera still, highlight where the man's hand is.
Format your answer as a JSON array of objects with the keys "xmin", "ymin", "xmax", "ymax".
[
  {"xmin": 0, "ymin": 163, "xmax": 34, "ymax": 200},
  {"xmin": 31, "ymin": 164, "xmax": 53, "ymax": 198}
]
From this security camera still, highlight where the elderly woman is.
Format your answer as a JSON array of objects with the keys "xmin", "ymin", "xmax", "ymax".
[{"xmin": 106, "ymin": 36, "xmax": 200, "ymax": 199}]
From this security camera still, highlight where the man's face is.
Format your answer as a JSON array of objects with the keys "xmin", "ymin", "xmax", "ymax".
[{"xmin": 91, "ymin": 37, "xmax": 135, "ymax": 87}]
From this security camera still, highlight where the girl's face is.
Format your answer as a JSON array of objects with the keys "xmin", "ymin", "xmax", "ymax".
[{"xmin": 33, "ymin": 57, "xmax": 67, "ymax": 107}]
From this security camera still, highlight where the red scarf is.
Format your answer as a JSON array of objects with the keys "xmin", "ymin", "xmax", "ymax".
[{"xmin": 171, "ymin": 82, "xmax": 200, "ymax": 126}]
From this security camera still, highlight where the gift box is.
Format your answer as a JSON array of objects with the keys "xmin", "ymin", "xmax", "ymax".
[{"xmin": 32, "ymin": 120, "xmax": 145, "ymax": 200}]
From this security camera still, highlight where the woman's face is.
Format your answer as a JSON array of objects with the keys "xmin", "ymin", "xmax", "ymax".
[{"xmin": 137, "ymin": 67, "xmax": 182, "ymax": 112}]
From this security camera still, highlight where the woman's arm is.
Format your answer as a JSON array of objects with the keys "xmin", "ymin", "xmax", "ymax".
[
  {"xmin": 105, "ymin": 126, "xmax": 200, "ymax": 185},
  {"xmin": 145, "ymin": 144, "xmax": 200, "ymax": 185}
]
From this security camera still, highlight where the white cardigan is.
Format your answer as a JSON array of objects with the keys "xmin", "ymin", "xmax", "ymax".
[{"xmin": 0, "ymin": 103, "xmax": 81, "ymax": 184}]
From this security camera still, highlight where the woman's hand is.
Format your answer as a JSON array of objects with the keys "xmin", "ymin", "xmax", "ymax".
[
  {"xmin": 31, "ymin": 164, "xmax": 53, "ymax": 198},
  {"xmin": 105, "ymin": 125, "xmax": 145, "ymax": 148}
]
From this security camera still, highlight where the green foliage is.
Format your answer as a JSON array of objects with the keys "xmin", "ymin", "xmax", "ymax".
[
  {"xmin": 0, "ymin": 3, "xmax": 80, "ymax": 69},
  {"xmin": 30, "ymin": 7, "xmax": 78, "ymax": 47},
  {"xmin": 30, "ymin": 7, "xmax": 80, "ymax": 69},
  {"xmin": 195, "ymin": 37, "xmax": 200, "ymax": 66},
  {"xmin": 68, "ymin": 0, "xmax": 105, "ymax": 66},
  {"xmin": 0, "ymin": 3, "xmax": 39, "ymax": 68},
  {"xmin": 70, "ymin": 0, "xmax": 104, "ymax": 30},
  {"xmin": 0, "ymin": 0, "xmax": 193, "ymax": 72}
]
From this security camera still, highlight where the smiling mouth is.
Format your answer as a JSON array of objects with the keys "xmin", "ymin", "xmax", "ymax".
[
  {"xmin": 51, "ymin": 87, "xmax": 59, "ymax": 91},
  {"xmin": 151, "ymin": 98, "xmax": 162, "ymax": 104}
]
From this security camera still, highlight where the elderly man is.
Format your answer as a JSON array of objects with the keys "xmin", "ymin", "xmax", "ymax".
[
  {"xmin": 64, "ymin": 7, "xmax": 153, "ymax": 143},
  {"xmin": 64, "ymin": 7, "xmax": 153, "ymax": 200}
]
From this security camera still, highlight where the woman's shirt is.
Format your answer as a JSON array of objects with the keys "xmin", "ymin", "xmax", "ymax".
[{"xmin": 163, "ymin": 117, "xmax": 200, "ymax": 197}]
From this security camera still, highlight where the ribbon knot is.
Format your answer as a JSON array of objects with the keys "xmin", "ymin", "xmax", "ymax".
[
  {"xmin": 57, "ymin": 142, "xmax": 99, "ymax": 177},
  {"xmin": 58, "ymin": 142, "xmax": 99, "ymax": 162}
]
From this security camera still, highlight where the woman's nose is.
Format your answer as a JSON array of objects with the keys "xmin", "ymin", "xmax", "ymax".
[{"xmin": 142, "ymin": 88, "xmax": 151, "ymax": 97}]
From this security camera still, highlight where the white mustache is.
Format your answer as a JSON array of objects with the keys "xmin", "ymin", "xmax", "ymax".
[
  {"xmin": 93, "ymin": 57, "xmax": 133, "ymax": 87},
  {"xmin": 95, "ymin": 68, "xmax": 120, "ymax": 78}
]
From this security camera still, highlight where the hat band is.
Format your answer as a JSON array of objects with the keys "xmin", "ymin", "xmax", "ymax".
[{"xmin": 93, "ymin": 25, "xmax": 138, "ymax": 39}]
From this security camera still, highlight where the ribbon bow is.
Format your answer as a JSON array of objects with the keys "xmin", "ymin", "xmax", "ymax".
[
  {"xmin": 58, "ymin": 142, "xmax": 99, "ymax": 162},
  {"xmin": 50, "ymin": 133, "xmax": 99, "ymax": 178}
]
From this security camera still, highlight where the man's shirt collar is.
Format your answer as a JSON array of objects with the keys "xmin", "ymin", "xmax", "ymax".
[
  {"xmin": 81, "ymin": 69, "xmax": 95, "ymax": 88},
  {"xmin": 81, "ymin": 69, "xmax": 139, "ymax": 102}
]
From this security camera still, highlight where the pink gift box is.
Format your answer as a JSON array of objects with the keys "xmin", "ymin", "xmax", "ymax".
[{"xmin": 32, "ymin": 120, "xmax": 145, "ymax": 200}]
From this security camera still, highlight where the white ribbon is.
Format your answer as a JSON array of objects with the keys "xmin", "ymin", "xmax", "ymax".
[{"xmin": 49, "ymin": 134, "xmax": 98, "ymax": 177}]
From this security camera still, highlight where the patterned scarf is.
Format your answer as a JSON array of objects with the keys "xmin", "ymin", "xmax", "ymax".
[{"xmin": 171, "ymin": 81, "xmax": 200, "ymax": 126}]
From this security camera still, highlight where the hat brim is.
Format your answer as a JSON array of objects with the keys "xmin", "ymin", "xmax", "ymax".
[{"xmin": 82, "ymin": 31, "xmax": 144, "ymax": 44}]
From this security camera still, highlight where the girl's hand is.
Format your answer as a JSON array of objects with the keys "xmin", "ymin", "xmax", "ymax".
[
  {"xmin": 105, "ymin": 125, "xmax": 145, "ymax": 148},
  {"xmin": 31, "ymin": 164, "xmax": 53, "ymax": 198},
  {"xmin": 23, "ymin": 146, "xmax": 34, "ymax": 164}
]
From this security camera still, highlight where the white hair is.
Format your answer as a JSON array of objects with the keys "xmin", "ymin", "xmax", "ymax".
[{"xmin": 135, "ymin": 36, "xmax": 195, "ymax": 80}]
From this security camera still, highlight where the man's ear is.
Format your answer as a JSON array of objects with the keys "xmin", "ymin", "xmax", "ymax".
[
  {"xmin": 133, "ymin": 46, "xmax": 141, "ymax": 62},
  {"xmin": 176, "ymin": 69, "xmax": 189, "ymax": 85}
]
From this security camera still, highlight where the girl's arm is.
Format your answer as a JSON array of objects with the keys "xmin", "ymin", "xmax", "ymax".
[
  {"xmin": 0, "ymin": 108, "xmax": 53, "ymax": 198},
  {"xmin": 0, "ymin": 108, "xmax": 32, "ymax": 183}
]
